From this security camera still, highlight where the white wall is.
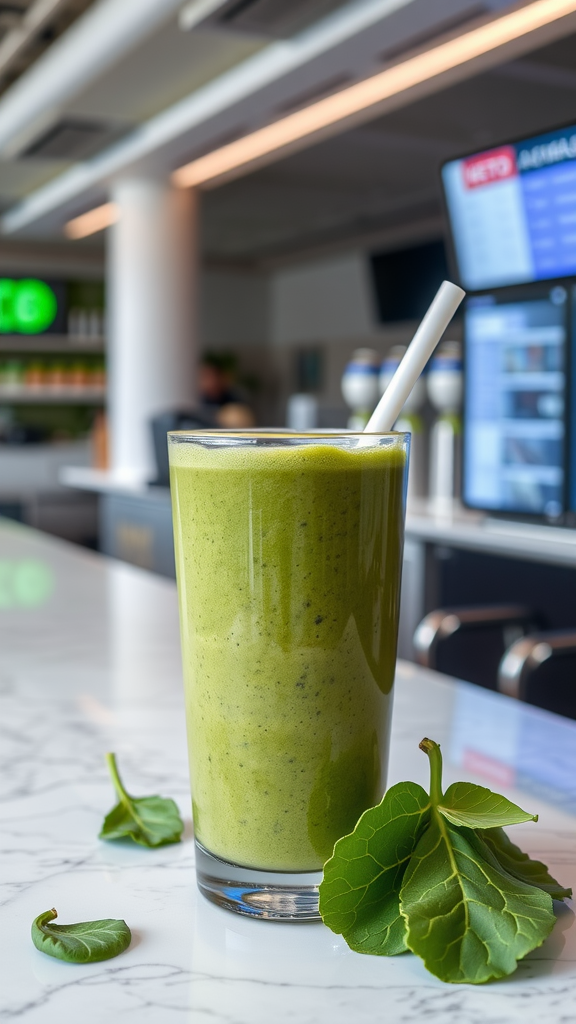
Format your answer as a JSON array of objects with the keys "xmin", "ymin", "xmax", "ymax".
[
  {"xmin": 268, "ymin": 249, "xmax": 424, "ymax": 425},
  {"xmin": 201, "ymin": 267, "xmax": 269, "ymax": 349},
  {"xmin": 270, "ymin": 251, "xmax": 377, "ymax": 346},
  {"xmin": 200, "ymin": 266, "xmax": 277, "ymax": 423},
  {"xmin": 198, "ymin": 250, "xmax": 423, "ymax": 426}
]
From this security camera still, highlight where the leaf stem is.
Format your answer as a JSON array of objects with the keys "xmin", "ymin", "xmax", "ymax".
[
  {"xmin": 105, "ymin": 752, "xmax": 132, "ymax": 810},
  {"xmin": 38, "ymin": 908, "xmax": 58, "ymax": 933},
  {"xmin": 419, "ymin": 738, "xmax": 443, "ymax": 805}
]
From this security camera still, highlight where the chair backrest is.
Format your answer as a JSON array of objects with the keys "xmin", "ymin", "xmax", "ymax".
[
  {"xmin": 498, "ymin": 632, "xmax": 576, "ymax": 720},
  {"xmin": 413, "ymin": 604, "xmax": 539, "ymax": 690}
]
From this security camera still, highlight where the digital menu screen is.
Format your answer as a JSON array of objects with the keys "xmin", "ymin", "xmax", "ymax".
[
  {"xmin": 571, "ymin": 284, "xmax": 576, "ymax": 515},
  {"xmin": 442, "ymin": 124, "xmax": 576, "ymax": 291},
  {"xmin": 463, "ymin": 286, "xmax": 568, "ymax": 517}
]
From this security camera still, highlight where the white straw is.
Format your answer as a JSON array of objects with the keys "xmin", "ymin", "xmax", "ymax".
[{"xmin": 365, "ymin": 280, "xmax": 465, "ymax": 433}]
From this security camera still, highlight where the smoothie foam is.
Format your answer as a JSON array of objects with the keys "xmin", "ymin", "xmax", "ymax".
[{"xmin": 170, "ymin": 436, "xmax": 406, "ymax": 872}]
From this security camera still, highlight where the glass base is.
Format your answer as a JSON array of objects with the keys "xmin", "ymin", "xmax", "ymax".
[{"xmin": 194, "ymin": 841, "xmax": 321, "ymax": 921}]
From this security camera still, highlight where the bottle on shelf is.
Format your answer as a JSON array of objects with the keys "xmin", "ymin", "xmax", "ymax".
[
  {"xmin": 68, "ymin": 361, "xmax": 88, "ymax": 389},
  {"xmin": 0, "ymin": 359, "xmax": 24, "ymax": 392},
  {"xmin": 80, "ymin": 310, "xmax": 90, "ymax": 339},
  {"xmin": 90, "ymin": 359, "xmax": 106, "ymax": 389},
  {"xmin": 24, "ymin": 361, "xmax": 45, "ymax": 388},
  {"xmin": 91, "ymin": 410, "xmax": 109, "ymax": 469},
  {"xmin": 67, "ymin": 307, "xmax": 105, "ymax": 341},
  {"xmin": 88, "ymin": 310, "xmax": 102, "ymax": 338},
  {"xmin": 47, "ymin": 361, "xmax": 67, "ymax": 388}
]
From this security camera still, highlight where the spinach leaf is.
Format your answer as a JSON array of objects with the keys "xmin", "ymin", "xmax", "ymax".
[
  {"xmin": 438, "ymin": 782, "xmax": 537, "ymax": 829},
  {"xmin": 481, "ymin": 826, "xmax": 572, "ymax": 900},
  {"xmin": 320, "ymin": 736, "xmax": 570, "ymax": 984},
  {"xmin": 319, "ymin": 781, "xmax": 430, "ymax": 954},
  {"xmin": 31, "ymin": 908, "xmax": 131, "ymax": 963},
  {"xmin": 400, "ymin": 817, "xmax": 555, "ymax": 984},
  {"xmin": 99, "ymin": 752, "xmax": 183, "ymax": 848}
]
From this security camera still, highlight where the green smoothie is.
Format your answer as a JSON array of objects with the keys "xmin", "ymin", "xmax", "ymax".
[{"xmin": 169, "ymin": 434, "xmax": 407, "ymax": 872}]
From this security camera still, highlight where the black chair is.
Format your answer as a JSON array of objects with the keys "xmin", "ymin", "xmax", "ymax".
[
  {"xmin": 498, "ymin": 631, "xmax": 576, "ymax": 720},
  {"xmin": 413, "ymin": 604, "xmax": 539, "ymax": 690}
]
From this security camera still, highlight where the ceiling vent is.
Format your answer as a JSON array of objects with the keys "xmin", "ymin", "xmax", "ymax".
[
  {"xmin": 180, "ymin": 0, "xmax": 352, "ymax": 39},
  {"xmin": 21, "ymin": 118, "xmax": 130, "ymax": 161}
]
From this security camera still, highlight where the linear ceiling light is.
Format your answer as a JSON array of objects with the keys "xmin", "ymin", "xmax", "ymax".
[
  {"xmin": 64, "ymin": 201, "xmax": 119, "ymax": 239},
  {"xmin": 173, "ymin": 0, "xmax": 576, "ymax": 189}
]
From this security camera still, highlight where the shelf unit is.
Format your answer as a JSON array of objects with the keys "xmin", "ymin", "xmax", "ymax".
[
  {"xmin": 0, "ymin": 386, "xmax": 106, "ymax": 404},
  {"xmin": 0, "ymin": 334, "xmax": 105, "ymax": 353},
  {"xmin": 0, "ymin": 333, "xmax": 107, "ymax": 408}
]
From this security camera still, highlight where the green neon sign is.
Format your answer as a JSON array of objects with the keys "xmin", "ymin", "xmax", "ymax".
[{"xmin": 0, "ymin": 278, "xmax": 58, "ymax": 334}]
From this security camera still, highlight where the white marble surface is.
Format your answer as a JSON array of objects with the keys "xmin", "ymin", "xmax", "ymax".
[{"xmin": 1, "ymin": 518, "xmax": 575, "ymax": 1023}]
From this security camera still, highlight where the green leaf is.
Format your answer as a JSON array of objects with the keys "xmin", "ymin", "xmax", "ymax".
[
  {"xmin": 482, "ymin": 827, "xmax": 572, "ymax": 901},
  {"xmin": 319, "ymin": 736, "xmax": 569, "ymax": 984},
  {"xmin": 31, "ymin": 908, "xmax": 131, "ymax": 963},
  {"xmin": 319, "ymin": 781, "xmax": 430, "ymax": 955},
  {"xmin": 438, "ymin": 782, "xmax": 537, "ymax": 829},
  {"xmin": 99, "ymin": 752, "xmax": 183, "ymax": 848},
  {"xmin": 400, "ymin": 818, "xmax": 556, "ymax": 984}
]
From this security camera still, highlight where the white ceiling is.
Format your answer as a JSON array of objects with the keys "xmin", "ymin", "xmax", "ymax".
[
  {"xmin": 200, "ymin": 32, "xmax": 576, "ymax": 264},
  {"xmin": 0, "ymin": 0, "xmax": 528, "ymax": 226},
  {"xmin": 0, "ymin": 0, "xmax": 574, "ymax": 267},
  {"xmin": 0, "ymin": 8, "xmax": 265, "ymax": 204}
]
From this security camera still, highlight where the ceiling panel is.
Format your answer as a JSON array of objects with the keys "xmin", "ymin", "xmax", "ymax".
[
  {"xmin": 201, "ymin": 30, "xmax": 576, "ymax": 263},
  {"xmin": 66, "ymin": 20, "xmax": 265, "ymax": 124},
  {"xmin": 0, "ymin": 157, "xmax": 70, "ymax": 209}
]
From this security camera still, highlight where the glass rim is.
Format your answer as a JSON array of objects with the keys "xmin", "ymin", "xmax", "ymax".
[{"xmin": 168, "ymin": 429, "xmax": 410, "ymax": 442}]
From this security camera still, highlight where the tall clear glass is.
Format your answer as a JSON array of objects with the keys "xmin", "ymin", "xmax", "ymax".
[{"xmin": 169, "ymin": 431, "xmax": 410, "ymax": 921}]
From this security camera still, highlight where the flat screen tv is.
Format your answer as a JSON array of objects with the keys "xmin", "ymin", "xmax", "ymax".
[
  {"xmin": 370, "ymin": 240, "xmax": 450, "ymax": 322},
  {"xmin": 462, "ymin": 283, "xmax": 571, "ymax": 520},
  {"xmin": 441, "ymin": 123, "xmax": 576, "ymax": 292}
]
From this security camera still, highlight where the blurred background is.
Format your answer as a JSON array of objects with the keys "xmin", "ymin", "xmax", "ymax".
[{"xmin": 1, "ymin": 0, "xmax": 576, "ymax": 699}]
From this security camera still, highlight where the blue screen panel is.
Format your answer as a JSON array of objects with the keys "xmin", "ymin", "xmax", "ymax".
[
  {"xmin": 442, "ymin": 125, "xmax": 576, "ymax": 291},
  {"xmin": 565, "ymin": 284, "xmax": 569, "ymax": 512},
  {"xmin": 463, "ymin": 287, "xmax": 568, "ymax": 517}
]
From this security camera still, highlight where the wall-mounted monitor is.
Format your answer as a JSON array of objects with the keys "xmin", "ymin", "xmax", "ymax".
[
  {"xmin": 370, "ymin": 240, "xmax": 450, "ymax": 322},
  {"xmin": 441, "ymin": 123, "xmax": 576, "ymax": 292},
  {"xmin": 463, "ymin": 283, "xmax": 570, "ymax": 519},
  {"xmin": 570, "ymin": 284, "xmax": 576, "ymax": 519}
]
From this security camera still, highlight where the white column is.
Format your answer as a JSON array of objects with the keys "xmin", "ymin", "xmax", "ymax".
[{"xmin": 107, "ymin": 177, "xmax": 197, "ymax": 480}]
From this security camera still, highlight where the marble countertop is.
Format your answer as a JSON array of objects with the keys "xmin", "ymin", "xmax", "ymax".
[
  {"xmin": 405, "ymin": 499, "xmax": 576, "ymax": 567},
  {"xmin": 1, "ymin": 518, "xmax": 575, "ymax": 1023}
]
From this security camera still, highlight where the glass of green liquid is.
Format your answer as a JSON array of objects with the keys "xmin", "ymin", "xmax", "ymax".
[{"xmin": 169, "ymin": 431, "xmax": 409, "ymax": 920}]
